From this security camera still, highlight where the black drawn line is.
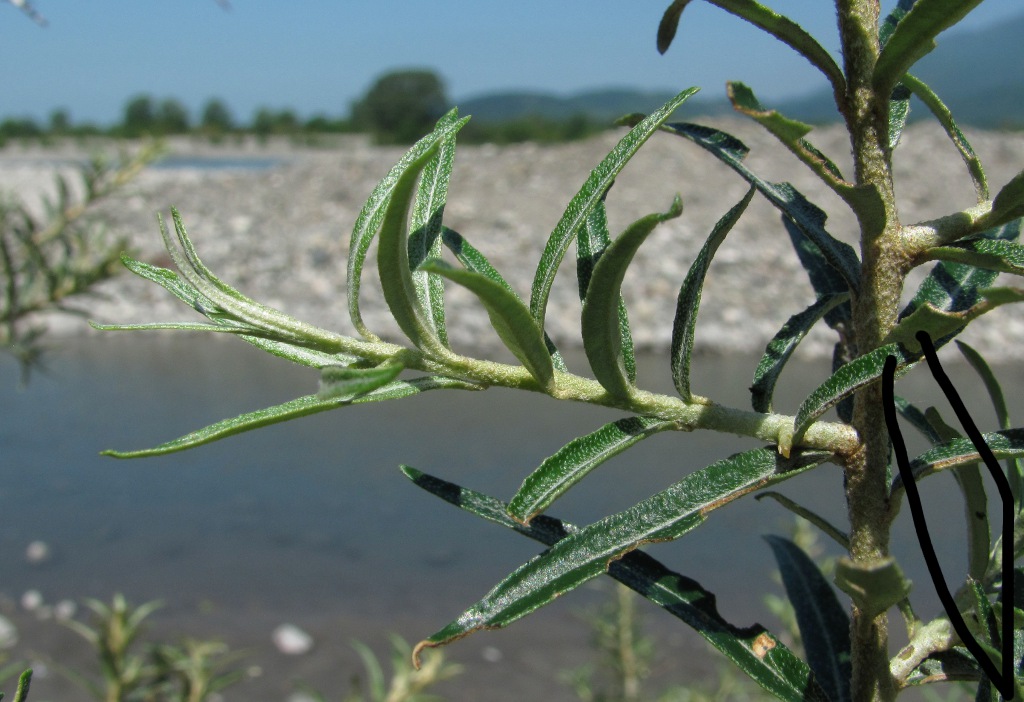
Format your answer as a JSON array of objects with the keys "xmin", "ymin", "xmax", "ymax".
[{"xmin": 883, "ymin": 330, "xmax": 1015, "ymax": 699}]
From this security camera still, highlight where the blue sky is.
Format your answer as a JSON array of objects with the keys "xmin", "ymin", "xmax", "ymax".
[{"xmin": 2, "ymin": 1, "xmax": 1022, "ymax": 125}]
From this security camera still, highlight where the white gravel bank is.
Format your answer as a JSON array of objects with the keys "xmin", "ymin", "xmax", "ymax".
[{"xmin": 3, "ymin": 117, "xmax": 1023, "ymax": 361}]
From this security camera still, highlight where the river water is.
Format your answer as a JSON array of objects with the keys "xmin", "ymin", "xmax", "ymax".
[{"xmin": 2, "ymin": 333, "xmax": 1020, "ymax": 700}]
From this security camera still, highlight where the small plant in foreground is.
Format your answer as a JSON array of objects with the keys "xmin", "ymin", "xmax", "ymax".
[
  {"xmin": 0, "ymin": 143, "xmax": 160, "ymax": 374},
  {"xmin": 98, "ymin": 2, "xmax": 1024, "ymax": 701},
  {"xmin": 299, "ymin": 635, "xmax": 461, "ymax": 702},
  {"xmin": 61, "ymin": 594, "xmax": 244, "ymax": 702}
]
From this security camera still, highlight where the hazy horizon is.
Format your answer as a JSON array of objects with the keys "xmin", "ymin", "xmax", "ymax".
[{"xmin": 3, "ymin": 1, "xmax": 1023, "ymax": 126}]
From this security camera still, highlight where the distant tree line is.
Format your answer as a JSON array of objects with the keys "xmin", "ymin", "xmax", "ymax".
[{"xmin": 1, "ymin": 69, "xmax": 611, "ymax": 147}]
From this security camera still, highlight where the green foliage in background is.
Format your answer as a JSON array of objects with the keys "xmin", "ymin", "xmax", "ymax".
[
  {"xmin": 351, "ymin": 69, "xmax": 450, "ymax": 145},
  {"xmin": 98, "ymin": 2, "xmax": 1024, "ymax": 701},
  {"xmin": 0, "ymin": 143, "xmax": 161, "ymax": 372},
  {"xmin": 60, "ymin": 594, "xmax": 245, "ymax": 702}
]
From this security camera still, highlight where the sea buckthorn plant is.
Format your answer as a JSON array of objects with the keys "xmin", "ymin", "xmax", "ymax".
[{"xmin": 98, "ymin": 2, "xmax": 1024, "ymax": 701}]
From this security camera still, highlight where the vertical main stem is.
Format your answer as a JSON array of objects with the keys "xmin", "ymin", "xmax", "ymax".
[{"xmin": 836, "ymin": 1, "xmax": 905, "ymax": 700}]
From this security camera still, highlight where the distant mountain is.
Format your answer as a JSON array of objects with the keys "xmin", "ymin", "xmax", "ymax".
[
  {"xmin": 455, "ymin": 13, "xmax": 1024, "ymax": 129},
  {"xmin": 456, "ymin": 88, "xmax": 686, "ymax": 123}
]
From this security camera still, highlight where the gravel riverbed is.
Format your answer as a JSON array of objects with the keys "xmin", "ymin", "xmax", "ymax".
[{"xmin": 3, "ymin": 117, "xmax": 1024, "ymax": 362}]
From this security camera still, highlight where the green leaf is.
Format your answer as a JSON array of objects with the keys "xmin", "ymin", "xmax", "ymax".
[
  {"xmin": 782, "ymin": 214, "xmax": 851, "ymax": 322},
  {"xmin": 409, "ymin": 125, "xmax": 460, "ymax": 347},
  {"xmin": 154, "ymin": 211, "xmax": 350, "ymax": 353},
  {"xmin": 659, "ymin": 122, "xmax": 861, "ymax": 292},
  {"xmin": 903, "ymin": 218, "xmax": 1021, "ymax": 318},
  {"xmin": 890, "ymin": 429, "xmax": 1024, "ymax": 490},
  {"xmin": 420, "ymin": 259, "xmax": 554, "ymax": 391},
  {"xmin": 577, "ymin": 186, "xmax": 635, "ymax": 383},
  {"xmin": 893, "ymin": 395, "xmax": 943, "ymax": 445},
  {"xmin": 529, "ymin": 87, "xmax": 699, "ymax": 331},
  {"xmin": 874, "ymin": 0, "xmax": 984, "ymax": 96},
  {"xmin": 317, "ymin": 363, "xmax": 403, "ymax": 401},
  {"xmin": 888, "ymin": 83, "xmax": 912, "ymax": 150},
  {"xmin": 581, "ymin": 196, "xmax": 683, "ymax": 398},
  {"xmin": 119, "ymin": 254, "xmax": 211, "ymax": 315},
  {"xmin": 103, "ymin": 375, "xmax": 479, "ymax": 458},
  {"xmin": 671, "ymin": 188, "xmax": 753, "ymax": 402},
  {"xmin": 833, "ymin": 557, "xmax": 912, "ymax": 620},
  {"xmin": 507, "ymin": 416, "xmax": 680, "ymax": 524},
  {"xmin": 880, "ymin": 2, "xmax": 919, "ymax": 148},
  {"xmin": 789, "ymin": 343, "xmax": 921, "ymax": 454},
  {"xmin": 883, "ymin": 303, "xmax": 976, "ymax": 353},
  {"xmin": 901, "ymin": 73, "xmax": 988, "ymax": 201},
  {"xmin": 752, "ymin": 293, "xmax": 849, "ymax": 413},
  {"xmin": 656, "ymin": 0, "xmax": 845, "ymax": 96},
  {"xmin": 237, "ymin": 336, "xmax": 359, "ymax": 370},
  {"xmin": 903, "ymin": 647, "xmax": 981, "ymax": 687},
  {"xmin": 765, "ymin": 535, "xmax": 852, "ymax": 702},
  {"xmin": 376, "ymin": 142, "xmax": 451, "ymax": 356},
  {"xmin": 402, "ymin": 466, "xmax": 831, "ymax": 702},
  {"xmin": 727, "ymin": 81, "xmax": 884, "ymax": 225},
  {"xmin": 957, "ymin": 341, "xmax": 1022, "ymax": 504},
  {"xmin": 987, "ymin": 172, "xmax": 1024, "ymax": 231},
  {"xmin": 347, "ymin": 109, "xmax": 466, "ymax": 340},
  {"xmin": 755, "ymin": 492, "xmax": 848, "ymax": 549},
  {"xmin": 926, "ymin": 237, "xmax": 1024, "ymax": 277},
  {"xmin": 879, "ymin": 0, "xmax": 917, "ymax": 47},
  {"xmin": 417, "ymin": 447, "xmax": 830, "ymax": 651},
  {"xmin": 11, "ymin": 670, "xmax": 31, "ymax": 702},
  {"xmin": 441, "ymin": 227, "xmax": 567, "ymax": 372}
]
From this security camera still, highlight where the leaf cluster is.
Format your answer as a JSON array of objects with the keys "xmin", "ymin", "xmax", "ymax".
[
  {"xmin": 96, "ymin": 1, "xmax": 1024, "ymax": 699},
  {"xmin": 0, "ymin": 142, "xmax": 162, "ymax": 373}
]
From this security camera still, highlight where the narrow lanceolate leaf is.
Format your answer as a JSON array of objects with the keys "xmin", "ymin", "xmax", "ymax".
[
  {"xmin": 656, "ymin": 0, "xmax": 845, "ymax": 96},
  {"xmin": 782, "ymin": 217, "xmax": 853, "ymax": 331},
  {"xmin": 508, "ymin": 416, "xmax": 680, "ymax": 524},
  {"xmin": 347, "ymin": 109, "xmax": 466, "ymax": 340},
  {"xmin": 420, "ymin": 260, "xmax": 554, "ymax": 391},
  {"xmin": 879, "ymin": 0, "xmax": 917, "ymax": 47},
  {"xmin": 529, "ymin": 86, "xmax": 699, "ymax": 331},
  {"xmin": 659, "ymin": 122, "xmax": 861, "ymax": 292},
  {"xmin": 901, "ymin": 73, "xmax": 988, "ymax": 201},
  {"xmin": 103, "ymin": 375, "xmax": 478, "ymax": 458},
  {"xmin": 874, "ymin": 0, "xmax": 984, "ymax": 96},
  {"xmin": 582, "ymin": 196, "xmax": 683, "ymax": 398},
  {"xmin": 317, "ymin": 363, "xmax": 403, "ymax": 401},
  {"xmin": 727, "ymin": 81, "xmax": 880, "ymax": 221},
  {"xmin": 957, "ymin": 340, "xmax": 1023, "ymax": 503},
  {"xmin": 159, "ymin": 212, "xmax": 350, "ymax": 353},
  {"xmin": 417, "ymin": 447, "xmax": 830, "ymax": 654},
  {"xmin": 755, "ymin": 492, "xmax": 849, "ymax": 549},
  {"xmin": 409, "ymin": 126, "xmax": 460, "ymax": 347},
  {"xmin": 442, "ymin": 227, "xmax": 567, "ymax": 372},
  {"xmin": 376, "ymin": 143, "xmax": 449, "ymax": 356},
  {"xmin": 890, "ymin": 429, "xmax": 1024, "ymax": 491},
  {"xmin": 671, "ymin": 188, "xmax": 753, "ymax": 402},
  {"xmin": 765, "ymin": 536, "xmax": 852, "ymax": 702},
  {"xmin": 114, "ymin": 256, "xmax": 360, "ymax": 369},
  {"xmin": 578, "ymin": 187, "xmax": 635, "ymax": 383},
  {"xmin": 403, "ymin": 466, "xmax": 831, "ymax": 702},
  {"xmin": 924, "ymin": 408, "xmax": 991, "ymax": 583},
  {"xmin": 239, "ymin": 335, "xmax": 359, "ymax": 369},
  {"xmin": 880, "ymin": 2, "xmax": 919, "ymax": 147},
  {"xmin": 751, "ymin": 293, "xmax": 849, "ymax": 413},
  {"xmin": 903, "ymin": 218, "xmax": 1021, "ymax": 318},
  {"xmin": 888, "ymin": 83, "xmax": 912, "ymax": 150},
  {"xmin": 925, "ymin": 236, "xmax": 1024, "ymax": 277},
  {"xmin": 987, "ymin": 171, "xmax": 1024, "ymax": 231},
  {"xmin": 788, "ymin": 343, "xmax": 921, "ymax": 454},
  {"xmin": 119, "ymin": 254, "xmax": 210, "ymax": 314}
]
